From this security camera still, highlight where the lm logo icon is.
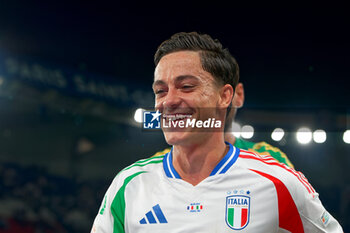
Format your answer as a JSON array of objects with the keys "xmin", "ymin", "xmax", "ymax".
[{"xmin": 143, "ymin": 110, "xmax": 161, "ymax": 129}]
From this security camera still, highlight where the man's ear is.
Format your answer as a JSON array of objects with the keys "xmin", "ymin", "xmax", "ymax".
[
  {"xmin": 219, "ymin": 84, "xmax": 234, "ymax": 108},
  {"xmin": 232, "ymin": 83, "xmax": 245, "ymax": 108}
]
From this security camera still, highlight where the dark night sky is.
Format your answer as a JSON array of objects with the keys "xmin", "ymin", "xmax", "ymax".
[{"xmin": 0, "ymin": 1, "xmax": 349, "ymax": 108}]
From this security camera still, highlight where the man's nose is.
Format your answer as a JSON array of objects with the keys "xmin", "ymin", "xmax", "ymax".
[{"xmin": 157, "ymin": 88, "xmax": 181, "ymax": 112}]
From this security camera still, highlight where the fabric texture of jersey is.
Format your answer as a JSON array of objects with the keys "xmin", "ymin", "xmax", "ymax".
[
  {"xmin": 91, "ymin": 143, "xmax": 343, "ymax": 233},
  {"xmin": 152, "ymin": 137, "xmax": 294, "ymax": 168}
]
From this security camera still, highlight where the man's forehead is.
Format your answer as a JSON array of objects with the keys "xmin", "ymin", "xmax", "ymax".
[
  {"xmin": 154, "ymin": 51, "xmax": 210, "ymax": 82},
  {"xmin": 156, "ymin": 51, "xmax": 200, "ymax": 70}
]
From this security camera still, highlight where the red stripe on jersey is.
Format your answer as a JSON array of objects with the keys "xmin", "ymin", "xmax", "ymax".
[
  {"xmin": 240, "ymin": 149, "xmax": 315, "ymax": 194},
  {"xmin": 240, "ymin": 150, "xmax": 280, "ymax": 162},
  {"xmin": 240, "ymin": 154, "xmax": 315, "ymax": 195},
  {"xmin": 299, "ymin": 173, "xmax": 316, "ymax": 193},
  {"xmin": 240, "ymin": 150, "xmax": 259, "ymax": 157},
  {"xmin": 250, "ymin": 169, "xmax": 304, "ymax": 233},
  {"xmin": 241, "ymin": 208, "xmax": 248, "ymax": 227},
  {"xmin": 254, "ymin": 155, "xmax": 315, "ymax": 194}
]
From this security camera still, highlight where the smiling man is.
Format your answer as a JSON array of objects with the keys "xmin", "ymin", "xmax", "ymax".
[
  {"xmin": 152, "ymin": 48, "xmax": 234, "ymax": 185},
  {"xmin": 91, "ymin": 32, "xmax": 343, "ymax": 232}
]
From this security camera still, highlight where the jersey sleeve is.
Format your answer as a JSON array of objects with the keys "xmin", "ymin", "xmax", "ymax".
[
  {"xmin": 298, "ymin": 190, "xmax": 343, "ymax": 232},
  {"xmin": 91, "ymin": 170, "xmax": 146, "ymax": 233},
  {"xmin": 280, "ymin": 168, "xmax": 343, "ymax": 232},
  {"xmin": 91, "ymin": 175, "xmax": 125, "ymax": 233}
]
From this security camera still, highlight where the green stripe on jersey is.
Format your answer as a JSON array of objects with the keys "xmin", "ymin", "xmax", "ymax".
[
  {"xmin": 121, "ymin": 157, "xmax": 164, "ymax": 172},
  {"xmin": 134, "ymin": 155, "xmax": 165, "ymax": 164},
  {"xmin": 99, "ymin": 195, "xmax": 107, "ymax": 215},
  {"xmin": 111, "ymin": 171, "xmax": 145, "ymax": 233}
]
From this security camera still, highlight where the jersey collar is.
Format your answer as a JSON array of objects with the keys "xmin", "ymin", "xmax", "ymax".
[{"xmin": 163, "ymin": 142, "xmax": 240, "ymax": 179}]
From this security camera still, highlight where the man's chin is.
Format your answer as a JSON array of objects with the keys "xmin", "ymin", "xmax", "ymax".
[{"xmin": 163, "ymin": 131, "xmax": 192, "ymax": 146}]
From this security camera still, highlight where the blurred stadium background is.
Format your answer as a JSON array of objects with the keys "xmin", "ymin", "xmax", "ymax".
[{"xmin": 0, "ymin": 1, "xmax": 349, "ymax": 232}]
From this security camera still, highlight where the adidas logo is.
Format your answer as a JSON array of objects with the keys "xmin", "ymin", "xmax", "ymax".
[{"xmin": 139, "ymin": 204, "xmax": 168, "ymax": 224}]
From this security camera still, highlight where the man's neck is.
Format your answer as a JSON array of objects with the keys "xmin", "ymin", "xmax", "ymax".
[
  {"xmin": 172, "ymin": 135, "xmax": 228, "ymax": 186},
  {"xmin": 224, "ymin": 131, "xmax": 236, "ymax": 145}
]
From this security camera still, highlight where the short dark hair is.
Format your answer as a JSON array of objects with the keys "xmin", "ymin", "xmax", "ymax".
[{"xmin": 154, "ymin": 32, "xmax": 239, "ymax": 90}]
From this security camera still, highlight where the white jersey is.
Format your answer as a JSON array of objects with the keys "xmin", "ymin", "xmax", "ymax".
[{"xmin": 91, "ymin": 143, "xmax": 343, "ymax": 233}]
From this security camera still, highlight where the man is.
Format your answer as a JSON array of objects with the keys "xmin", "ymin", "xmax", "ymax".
[
  {"xmin": 152, "ymin": 82, "xmax": 295, "ymax": 168},
  {"xmin": 91, "ymin": 32, "xmax": 343, "ymax": 232}
]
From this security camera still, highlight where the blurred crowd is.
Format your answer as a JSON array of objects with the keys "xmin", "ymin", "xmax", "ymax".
[{"xmin": 0, "ymin": 162, "xmax": 108, "ymax": 233}]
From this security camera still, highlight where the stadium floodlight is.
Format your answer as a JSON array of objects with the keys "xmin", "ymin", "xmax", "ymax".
[
  {"xmin": 296, "ymin": 127, "xmax": 312, "ymax": 144},
  {"xmin": 241, "ymin": 125, "xmax": 254, "ymax": 139},
  {"xmin": 231, "ymin": 122, "xmax": 241, "ymax": 138},
  {"xmin": 271, "ymin": 128, "xmax": 285, "ymax": 141},
  {"xmin": 343, "ymin": 130, "xmax": 350, "ymax": 144},
  {"xmin": 134, "ymin": 108, "xmax": 144, "ymax": 123},
  {"xmin": 313, "ymin": 129, "xmax": 327, "ymax": 143}
]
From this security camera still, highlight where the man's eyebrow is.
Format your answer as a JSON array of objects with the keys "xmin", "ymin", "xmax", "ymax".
[
  {"xmin": 175, "ymin": 75, "xmax": 200, "ymax": 83},
  {"xmin": 152, "ymin": 80, "xmax": 166, "ymax": 89}
]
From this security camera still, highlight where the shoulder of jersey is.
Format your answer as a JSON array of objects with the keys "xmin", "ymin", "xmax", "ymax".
[
  {"xmin": 238, "ymin": 148, "xmax": 288, "ymax": 170},
  {"xmin": 110, "ymin": 149, "xmax": 171, "ymax": 187},
  {"xmin": 238, "ymin": 148, "xmax": 316, "ymax": 196},
  {"xmin": 113, "ymin": 154, "xmax": 166, "ymax": 182},
  {"xmin": 249, "ymin": 141, "xmax": 295, "ymax": 168}
]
